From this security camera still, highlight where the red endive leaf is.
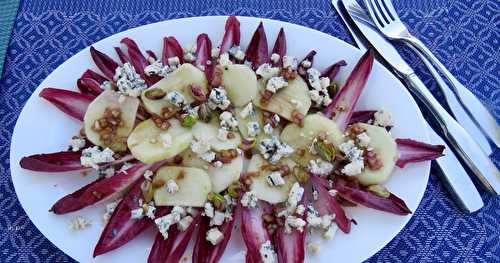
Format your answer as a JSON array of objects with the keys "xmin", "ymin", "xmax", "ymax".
[
  {"xmin": 220, "ymin": 16, "xmax": 241, "ymax": 54},
  {"xmin": 349, "ymin": 110, "xmax": 377, "ymax": 125},
  {"xmin": 297, "ymin": 50, "xmax": 316, "ymax": 77},
  {"xmin": 51, "ymin": 161, "xmax": 160, "ymax": 214},
  {"xmin": 195, "ymin": 33, "xmax": 212, "ymax": 70},
  {"xmin": 146, "ymin": 50, "xmax": 157, "ymax": 61},
  {"xmin": 115, "ymin": 47, "xmax": 130, "ymax": 64},
  {"xmin": 311, "ymin": 176, "xmax": 351, "ymax": 233},
  {"xmin": 245, "ymin": 22, "xmax": 269, "ymax": 69},
  {"xmin": 192, "ymin": 206, "xmax": 238, "ymax": 263},
  {"xmin": 162, "ymin": 213, "xmax": 202, "ymax": 263},
  {"xmin": 120, "ymin": 37, "xmax": 160, "ymax": 86},
  {"xmin": 39, "ymin": 88, "xmax": 94, "ymax": 121},
  {"xmin": 396, "ymin": 138, "xmax": 445, "ymax": 168},
  {"xmin": 81, "ymin": 69, "xmax": 107, "ymax": 84},
  {"xmin": 147, "ymin": 207, "xmax": 174, "ymax": 263},
  {"xmin": 162, "ymin": 36, "xmax": 184, "ymax": 65},
  {"xmin": 322, "ymin": 49, "xmax": 375, "ymax": 131},
  {"xmin": 93, "ymin": 176, "xmax": 152, "ymax": 257},
  {"xmin": 240, "ymin": 203, "xmax": 272, "ymax": 263},
  {"xmin": 271, "ymin": 28, "xmax": 286, "ymax": 67},
  {"xmin": 334, "ymin": 178, "xmax": 411, "ymax": 215},
  {"xmin": 321, "ymin": 60, "xmax": 347, "ymax": 80},
  {"xmin": 274, "ymin": 197, "xmax": 306, "ymax": 263},
  {"xmin": 20, "ymin": 151, "xmax": 88, "ymax": 172},
  {"xmin": 90, "ymin": 46, "xmax": 119, "ymax": 80},
  {"xmin": 77, "ymin": 78, "xmax": 103, "ymax": 96}
]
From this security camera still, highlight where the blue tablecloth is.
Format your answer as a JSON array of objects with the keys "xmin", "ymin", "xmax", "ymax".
[{"xmin": 1, "ymin": 0, "xmax": 498, "ymax": 262}]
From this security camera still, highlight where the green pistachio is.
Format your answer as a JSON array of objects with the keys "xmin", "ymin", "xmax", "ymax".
[
  {"xmin": 314, "ymin": 140, "xmax": 336, "ymax": 161},
  {"xmin": 181, "ymin": 114, "xmax": 197, "ymax": 128},
  {"xmin": 293, "ymin": 166, "xmax": 310, "ymax": 184}
]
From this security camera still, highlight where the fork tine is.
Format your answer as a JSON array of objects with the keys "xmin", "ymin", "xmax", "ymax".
[
  {"xmin": 376, "ymin": 0, "xmax": 393, "ymax": 22},
  {"xmin": 363, "ymin": 0, "xmax": 385, "ymax": 29},
  {"xmin": 381, "ymin": 0, "xmax": 399, "ymax": 21}
]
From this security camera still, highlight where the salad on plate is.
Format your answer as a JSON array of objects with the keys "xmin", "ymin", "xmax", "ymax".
[{"xmin": 19, "ymin": 16, "xmax": 445, "ymax": 263}]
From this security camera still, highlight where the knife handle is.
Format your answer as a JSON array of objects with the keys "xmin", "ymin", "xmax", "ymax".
[{"xmin": 405, "ymin": 73, "xmax": 500, "ymax": 194}]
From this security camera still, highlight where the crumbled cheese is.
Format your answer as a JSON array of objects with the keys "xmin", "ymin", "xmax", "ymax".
[
  {"xmin": 219, "ymin": 111, "xmax": 239, "ymax": 131},
  {"xmin": 184, "ymin": 52, "xmax": 196, "ymax": 62},
  {"xmin": 119, "ymin": 162, "xmax": 133, "ymax": 173},
  {"xmin": 312, "ymin": 189, "xmax": 319, "ymax": 200},
  {"xmin": 266, "ymin": 76, "xmax": 288, "ymax": 93},
  {"xmin": 373, "ymin": 108, "xmax": 393, "ymax": 127},
  {"xmin": 259, "ymin": 240, "xmax": 277, "ymax": 263},
  {"xmin": 241, "ymin": 191, "xmax": 258, "ymax": 208},
  {"xmin": 219, "ymin": 53, "xmax": 232, "ymax": 65},
  {"xmin": 287, "ymin": 183, "xmax": 304, "ymax": 213},
  {"xmin": 341, "ymin": 159, "xmax": 364, "ymax": 176},
  {"xmin": 143, "ymin": 170, "xmax": 154, "ymax": 180},
  {"xmin": 301, "ymin": 60, "xmax": 312, "ymax": 68},
  {"xmin": 204, "ymin": 202, "xmax": 215, "ymax": 218},
  {"xmin": 290, "ymin": 99, "xmax": 303, "ymax": 109},
  {"xmin": 239, "ymin": 102, "xmax": 255, "ymax": 119},
  {"xmin": 166, "ymin": 179, "xmax": 179, "ymax": 193},
  {"xmin": 80, "ymin": 146, "xmax": 115, "ymax": 169},
  {"xmin": 102, "ymin": 200, "xmax": 120, "ymax": 223},
  {"xmin": 68, "ymin": 216, "xmax": 91, "ymax": 231},
  {"xmin": 296, "ymin": 204, "xmax": 305, "ymax": 215},
  {"xmin": 217, "ymin": 128, "xmax": 229, "ymax": 141},
  {"xmin": 213, "ymin": 161, "xmax": 223, "ymax": 168},
  {"xmin": 130, "ymin": 207, "xmax": 144, "ymax": 219},
  {"xmin": 211, "ymin": 47, "xmax": 220, "ymax": 58},
  {"xmin": 320, "ymin": 77, "xmax": 330, "ymax": 89},
  {"xmin": 338, "ymin": 140, "xmax": 365, "ymax": 176},
  {"xmin": 323, "ymin": 224, "xmax": 338, "ymax": 240},
  {"xmin": 186, "ymin": 207, "xmax": 197, "ymax": 216},
  {"xmin": 307, "ymin": 68, "xmax": 332, "ymax": 107},
  {"xmin": 100, "ymin": 80, "xmax": 113, "ymax": 90},
  {"xmin": 255, "ymin": 63, "xmax": 280, "ymax": 80},
  {"xmin": 168, "ymin": 56, "xmax": 181, "ymax": 67},
  {"xmin": 306, "ymin": 159, "xmax": 334, "ymax": 177},
  {"xmin": 306, "ymin": 212, "xmax": 322, "ymax": 227},
  {"xmin": 208, "ymin": 88, "xmax": 231, "ymax": 110},
  {"xmin": 258, "ymin": 136, "xmax": 294, "ymax": 164},
  {"xmin": 283, "ymin": 55, "xmax": 298, "ymax": 69},
  {"xmin": 113, "ymin": 62, "xmax": 147, "ymax": 97},
  {"xmin": 144, "ymin": 202, "xmax": 157, "ymax": 219},
  {"xmin": 285, "ymin": 216, "xmax": 306, "ymax": 233},
  {"xmin": 247, "ymin": 121, "xmax": 261, "ymax": 137},
  {"xmin": 154, "ymin": 206, "xmax": 185, "ymax": 239},
  {"xmin": 160, "ymin": 133, "xmax": 172, "ymax": 148},
  {"xmin": 191, "ymin": 138, "xmax": 216, "ymax": 163},
  {"xmin": 328, "ymin": 189, "xmax": 338, "ymax": 197},
  {"xmin": 210, "ymin": 211, "xmax": 226, "ymax": 226},
  {"xmin": 69, "ymin": 137, "xmax": 86, "ymax": 152},
  {"xmin": 321, "ymin": 214, "xmax": 335, "ymax": 229},
  {"xmin": 166, "ymin": 91, "xmax": 186, "ymax": 108},
  {"xmin": 177, "ymin": 215, "xmax": 193, "ymax": 231},
  {"xmin": 229, "ymin": 46, "xmax": 245, "ymax": 61},
  {"xmin": 206, "ymin": 227, "xmax": 224, "ymax": 245},
  {"xmin": 266, "ymin": 171, "xmax": 285, "ymax": 187},
  {"xmin": 356, "ymin": 132, "xmax": 371, "ymax": 147},
  {"xmin": 263, "ymin": 123, "xmax": 273, "ymax": 135},
  {"xmin": 270, "ymin": 53, "xmax": 280, "ymax": 64},
  {"xmin": 144, "ymin": 60, "xmax": 171, "ymax": 77},
  {"xmin": 272, "ymin": 114, "xmax": 280, "ymax": 123},
  {"xmin": 98, "ymin": 166, "xmax": 115, "ymax": 178},
  {"xmin": 200, "ymin": 151, "xmax": 216, "ymax": 163},
  {"xmin": 307, "ymin": 242, "xmax": 321, "ymax": 254}
]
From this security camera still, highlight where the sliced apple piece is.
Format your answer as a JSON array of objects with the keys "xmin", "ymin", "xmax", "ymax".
[
  {"xmin": 182, "ymin": 150, "xmax": 243, "ymax": 193},
  {"xmin": 247, "ymin": 154, "xmax": 297, "ymax": 204},
  {"xmin": 191, "ymin": 118, "xmax": 241, "ymax": 151},
  {"xmin": 153, "ymin": 166, "xmax": 211, "ymax": 207},
  {"xmin": 84, "ymin": 90, "xmax": 139, "ymax": 152},
  {"xmin": 141, "ymin": 63, "xmax": 208, "ymax": 115},
  {"xmin": 219, "ymin": 64, "xmax": 258, "ymax": 107},
  {"xmin": 253, "ymin": 77, "xmax": 311, "ymax": 122},
  {"xmin": 355, "ymin": 123, "xmax": 398, "ymax": 186},
  {"xmin": 280, "ymin": 113, "xmax": 343, "ymax": 166},
  {"xmin": 233, "ymin": 105, "xmax": 280, "ymax": 142},
  {"xmin": 127, "ymin": 119, "xmax": 192, "ymax": 163}
]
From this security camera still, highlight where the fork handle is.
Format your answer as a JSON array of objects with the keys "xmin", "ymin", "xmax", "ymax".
[
  {"xmin": 404, "ymin": 37, "xmax": 500, "ymax": 148},
  {"xmin": 404, "ymin": 73, "xmax": 500, "ymax": 194}
]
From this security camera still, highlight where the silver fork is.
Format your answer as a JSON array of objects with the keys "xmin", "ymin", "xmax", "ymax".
[{"xmin": 363, "ymin": 0, "xmax": 500, "ymax": 149}]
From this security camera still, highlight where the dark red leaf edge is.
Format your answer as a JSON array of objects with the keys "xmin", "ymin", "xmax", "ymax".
[
  {"xmin": 81, "ymin": 69, "xmax": 107, "ymax": 84},
  {"xmin": 396, "ymin": 138, "xmax": 445, "ymax": 168},
  {"xmin": 274, "ymin": 196, "xmax": 306, "ymax": 263},
  {"xmin": 240, "ymin": 203, "xmax": 272, "ymax": 263},
  {"xmin": 321, "ymin": 60, "xmax": 347, "ymax": 80},
  {"xmin": 271, "ymin": 28, "xmax": 286, "ymax": 67},
  {"xmin": 77, "ymin": 78, "xmax": 103, "ymax": 96},
  {"xmin": 245, "ymin": 22, "xmax": 269, "ymax": 69},
  {"xmin": 115, "ymin": 47, "xmax": 130, "ymax": 64},
  {"xmin": 311, "ymin": 176, "xmax": 351, "ymax": 233},
  {"xmin": 162, "ymin": 36, "xmax": 184, "ymax": 65},
  {"xmin": 20, "ymin": 151, "xmax": 89, "ymax": 173},
  {"xmin": 220, "ymin": 16, "xmax": 241, "ymax": 54},
  {"xmin": 349, "ymin": 110, "xmax": 377, "ymax": 125},
  {"xmin": 146, "ymin": 50, "xmax": 157, "ymax": 61},
  {"xmin": 162, "ymin": 213, "xmax": 202, "ymax": 263},
  {"xmin": 195, "ymin": 33, "xmax": 212, "ymax": 70},
  {"xmin": 39, "ymin": 87, "xmax": 94, "ymax": 121},
  {"xmin": 297, "ymin": 50, "xmax": 316, "ymax": 77},
  {"xmin": 90, "ymin": 46, "xmax": 120, "ymax": 80}
]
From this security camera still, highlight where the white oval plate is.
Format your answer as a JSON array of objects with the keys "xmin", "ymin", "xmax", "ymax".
[{"xmin": 10, "ymin": 16, "xmax": 430, "ymax": 263}]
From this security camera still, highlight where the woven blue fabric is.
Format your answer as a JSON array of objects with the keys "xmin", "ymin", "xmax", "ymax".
[{"xmin": 1, "ymin": 0, "xmax": 499, "ymax": 262}]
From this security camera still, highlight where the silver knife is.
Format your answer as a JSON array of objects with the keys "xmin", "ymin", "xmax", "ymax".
[
  {"xmin": 331, "ymin": 0, "xmax": 484, "ymax": 212},
  {"xmin": 340, "ymin": 0, "xmax": 500, "ymax": 195}
]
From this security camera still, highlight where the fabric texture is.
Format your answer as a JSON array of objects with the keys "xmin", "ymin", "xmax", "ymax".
[
  {"xmin": 0, "ymin": 0, "xmax": 21, "ymax": 74},
  {"xmin": 0, "ymin": 0, "xmax": 499, "ymax": 262}
]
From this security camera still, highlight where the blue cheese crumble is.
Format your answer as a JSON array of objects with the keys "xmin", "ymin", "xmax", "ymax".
[
  {"xmin": 241, "ymin": 191, "xmax": 258, "ymax": 208},
  {"xmin": 266, "ymin": 171, "xmax": 285, "ymax": 187},
  {"xmin": 69, "ymin": 137, "xmax": 86, "ymax": 152},
  {"xmin": 307, "ymin": 68, "xmax": 332, "ymax": 107},
  {"xmin": 80, "ymin": 146, "xmax": 115, "ymax": 169},
  {"xmin": 338, "ymin": 140, "xmax": 365, "ymax": 176},
  {"xmin": 166, "ymin": 90, "xmax": 186, "ymax": 108},
  {"xmin": 219, "ymin": 111, "xmax": 239, "ymax": 131},
  {"xmin": 239, "ymin": 102, "xmax": 255, "ymax": 119},
  {"xmin": 258, "ymin": 136, "xmax": 294, "ymax": 164},
  {"xmin": 306, "ymin": 159, "xmax": 334, "ymax": 177},
  {"xmin": 113, "ymin": 62, "xmax": 147, "ymax": 97},
  {"xmin": 259, "ymin": 240, "xmax": 277, "ymax": 263},
  {"xmin": 208, "ymin": 88, "xmax": 231, "ymax": 110},
  {"xmin": 144, "ymin": 60, "xmax": 171, "ymax": 77},
  {"xmin": 166, "ymin": 179, "xmax": 179, "ymax": 193},
  {"xmin": 266, "ymin": 76, "xmax": 288, "ymax": 93},
  {"xmin": 247, "ymin": 121, "xmax": 261, "ymax": 137},
  {"xmin": 373, "ymin": 108, "xmax": 393, "ymax": 127},
  {"xmin": 206, "ymin": 227, "xmax": 224, "ymax": 245},
  {"xmin": 256, "ymin": 63, "xmax": 280, "ymax": 80}
]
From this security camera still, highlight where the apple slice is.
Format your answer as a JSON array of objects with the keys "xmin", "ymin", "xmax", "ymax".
[
  {"xmin": 355, "ymin": 123, "xmax": 398, "ymax": 186},
  {"xmin": 127, "ymin": 119, "xmax": 192, "ymax": 163},
  {"xmin": 247, "ymin": 154, "xmax": 297, "ymax": 204},
  {"xmin": 219, "ymin": 64, "xmax": 258, "ymax": 107},
  {"xmin": 191, "ymin": 118, "xmax": 241, "ymax": 151},
  {"xmin": 141, "ymin": 63, "xmax": 208, "ymax": 115},
  {"xmin": 233, "ymin": 105, "xmax": 280, "ymax": 142},
  {"xmin": 253, "ymin": 77, "xmax": 311, "ymax": 122},
  {"xmin": 153, "ymin": 166, "xmax": 211, "ymax": 207},
  {"xmin": 280, "ymin": 113, "xmax": 343, "ymax": 166},
  {"xmin": 84, "ymin": 90, "xmax": 139, "ymax": 152},
  {"xmin": 182, "ymin": 149, "xmax": 243, "ymax": 193}
]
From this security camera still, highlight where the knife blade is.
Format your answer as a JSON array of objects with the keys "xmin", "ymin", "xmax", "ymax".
[
  {"xmin": 340, "ymin": 0, "xmax": 500, "ymax": 195},
  {"xmin": 332, "ymin": 0, "xmax": 484, "ymax": 212}
]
